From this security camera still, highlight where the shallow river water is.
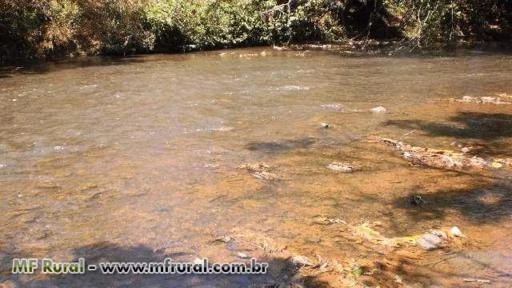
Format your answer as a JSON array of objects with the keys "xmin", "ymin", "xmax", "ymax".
[{"xmin": 1, "ymin": 48, "xmax": 512, "ymax": 287}]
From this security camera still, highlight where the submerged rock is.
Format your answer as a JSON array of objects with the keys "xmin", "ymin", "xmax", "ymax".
[
  {"xmin": 196, "ymin": 126, "xmax": 234, "ymax": 132},
  {"xmin": 239, "ymin": 163, "xmax": 269, "ymax": 171},
  {"xmin": 312, "ymin": 215, "xmax": 346, "ymax": 225},
  {"xmin": 278, "ymin": 85, "xmax": 310, "ymax": 91},
  {"xmin": 251, "ymin": 171, "xmax": 279, "ymax": 181},
  {"xmin": 348, "ymin": 222, "xmax": 420, "ymax": 247},
  {"xmin": 203, "ymin": 163, "xmax": 220, "ymax": 169},
  {"xmin": 416, "ymin": 233, "xmax": 443, "ymax": 250},
  {"xmin": 327, "ymin": 162, "xmax": 355, "ymax": 173},
  {"xmin": 239, "ymin": 163, "xmax": 280, "ymax": 181},
  {"xmin": 212, "ymin": 236, "xmax": 232, "ymax": 244},
  {"xmin": 306, "ymin": 236, "xmax": 322, "ymax": 244},
  {"xmin": 312, "ymin": 216, "xmax": 331, "ymax": 225}
]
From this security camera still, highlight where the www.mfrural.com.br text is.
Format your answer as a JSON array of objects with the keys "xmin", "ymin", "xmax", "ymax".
[{"xmin": 11, "ymin": 258, "xmax": 268, "ymax": 275}]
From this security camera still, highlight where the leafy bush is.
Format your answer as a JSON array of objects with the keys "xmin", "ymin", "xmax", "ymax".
[
  {"xmin": 261, "ymin": 0, "xmax": 345, "ymax": 43},
  {"xmin": 0, "ymin": 0, "xmax": 49, "ymax": 61},
  {"xmin": 384, "ymin": 0, "xmax": 511, "ymax": 48},
  {"xmin": 72, "ymin": 0, "xmax": 155, "ymax": 55},
  {"xmin": 144, "ymin": 0, "xmax": 274, "ymax": 50},
  {"xmin": 0, "ymin": 0, "xmax": 510, "ymax": 62}
]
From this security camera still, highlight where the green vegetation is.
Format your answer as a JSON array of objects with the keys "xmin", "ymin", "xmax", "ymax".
[{"xmin": 1, "ymin": 0, "xmax": 510, "ymax": 62}]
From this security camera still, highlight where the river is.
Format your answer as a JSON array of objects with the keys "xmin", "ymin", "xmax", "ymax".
[{"xmin": 1, "ymin": 48, "xmax": 512, "ymax": 287}]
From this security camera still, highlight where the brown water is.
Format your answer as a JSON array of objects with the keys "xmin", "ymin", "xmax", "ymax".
[{"xmin": 1, "ymin": 48, "xmax": 512, "ymax": 287}]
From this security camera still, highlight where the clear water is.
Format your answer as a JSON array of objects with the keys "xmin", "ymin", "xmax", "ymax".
[{"xmin": 1, "ymin": 48, "xmax": 511, "ymax": 287}]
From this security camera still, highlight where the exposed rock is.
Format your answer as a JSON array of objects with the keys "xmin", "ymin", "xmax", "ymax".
[
  {"xmin": 239, "ymin": 53, "xmax": 260, "ymax": 58},
  {"xmin": 416, "ymin": 233, "xmax": 443, "ymax": 250},
  {"xmin": 491, "ymin": 162, "xmax": 504, "ymax": 168},
  {"xmin": 408, "ymin": 195, "xmax": 426, "ymax": 206},
  {"xmin": 327, "ymin": 162, "xmax": 355, "ymax": 173},
  {"xmin": 462, "ymin": 96, "xmax": 479, "ymax": 103},
  {"xmin": 320, "ymin": 122, "xmax": 330, "ymax": 128},
  {"xmin": 272, "ymin": 45, "xmax": 289, "ymax": 51},
  {"xmin": 429, "ymin": 229, "xmax": 448, "ymax": 239},
  {"xmin": 492, "ymin": 158, "xmax": 512, "ymax": 168},
  {"xmin": 461, "ymin": 147, "xmax": 471, "ymax": 153},
  {"xmin": 370, "ymin": 106, "xmax": 387, "ymax": 113},
  {"xmin": 290, "ymin": 255, "xmax": 313, "ymax": 267},
  {"xmin": 463, "ymin": 278, "xmax": 491, "ymax": 284},
  {"xmin": 375, "ymin": 137, "xmax": 509, "ymax": 170},
  {"xmin": 481, "ymin": 97, "xmax": 497, "ymax": 104},
  {"xmin": 449, "ymin": 96, "xmax": 511, "ymax": 105},
  {"xmin": 236, "ymin": 252, "xmax": 250, "ymax": 259},
  {"xmin": 321, "ymin": 103, "xmax": 343, "ymax": 110},
  {"xmin": 450, "ymin": 226, "xmax": 463, "ymax": 237}
]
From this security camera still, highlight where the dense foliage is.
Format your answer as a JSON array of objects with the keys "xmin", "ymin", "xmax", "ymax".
[{"xmin": 0, "ymin": 0, "xmax": 510, "ymax": 62}]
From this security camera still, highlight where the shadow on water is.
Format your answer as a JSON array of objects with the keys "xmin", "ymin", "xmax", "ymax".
[
  {"xmin": 0, "ymin": 243, "xmax": 330, "ymax": 288},
  {"xmin": 393, "ymin": 182, "xmax": 512, "ymax": 224},
  {"xmin": 246, "ymin": 137, "xmax": 316, "ymax": 153},
  {"xmin": 385, "ymin": 112, "xmax": 512, "ymax": 156},
  {"xmin": 0, "ymin": 55, "xmax": 147, "ymax": 77}
]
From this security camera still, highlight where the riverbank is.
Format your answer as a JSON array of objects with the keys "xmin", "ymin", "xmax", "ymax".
[
  {"xmin": 1, "ymin": 0, "xmax": 510, "ymax": 64},
  {"xmin": 1, "ymin": 43, "xmax": 511, "ymax": 77}
]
